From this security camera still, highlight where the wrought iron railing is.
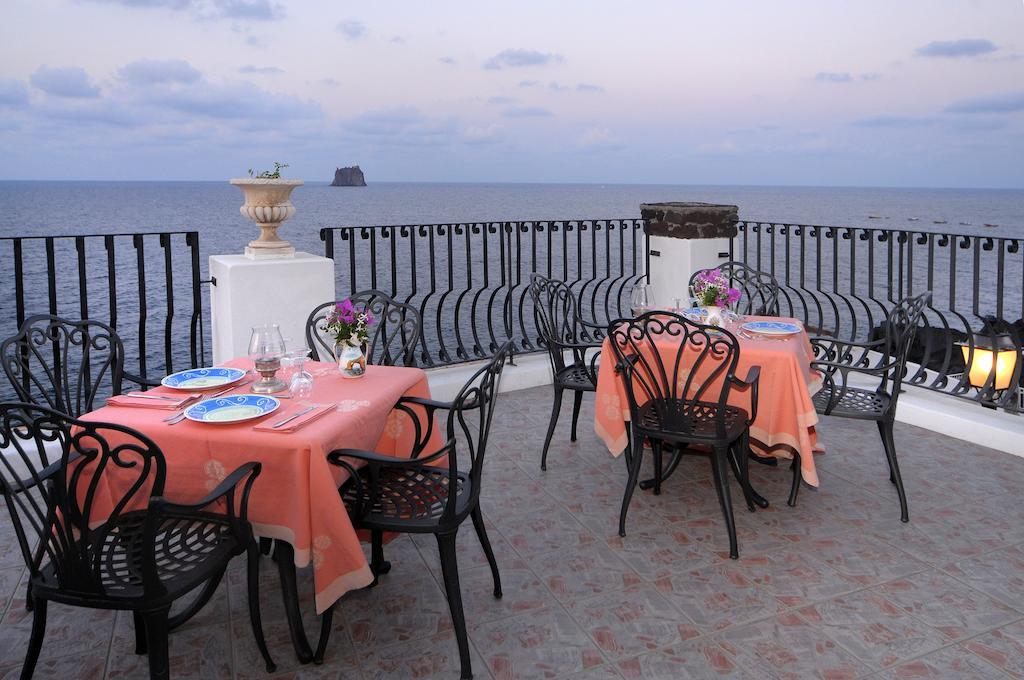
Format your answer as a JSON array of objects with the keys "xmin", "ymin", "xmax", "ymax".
[
  {"xmin": 731, "ymin": 221, "xmax": 1023, "ymax": 412},
  {"xmin": 321, "ymin": 220, "xmax": 648, "ymax": 367},
  {"xmin": 0, "ymin": 231, "xmax": 208, "ymax": 397}
]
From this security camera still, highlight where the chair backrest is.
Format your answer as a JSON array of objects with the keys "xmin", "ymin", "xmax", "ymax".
[
  {"xmin": 529, "ymin": 274, "xmax": 593, "ymax": 373},
  {"xmin": 608, "ymin": 312, "xmax": 743, "ymax": 439},
  {"xmin": 442, "ymin": 341, "xmax": 511, "ymax": 520},
  {"xmin": 0, "ymin": 403, "xmax": 168, "ymax": 600},
  {"xmin": 878, "ymin": 291, "xmax": 932, "ymax": 398},
  {"xmin": 688, "ymin": 261, "xmax": 780, "ymax": 316},
  {"xmin": 306, "ymin": 290, "xmax": 422, "ymax": 367},
  {"xmin": 1, "ymin": 315, "xmax": 125, "ymax": 417}
]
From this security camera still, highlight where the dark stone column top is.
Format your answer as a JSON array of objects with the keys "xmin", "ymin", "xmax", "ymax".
[{"xmin": 640, "ymin": 202, "xmax": 738, "ymax": 239}]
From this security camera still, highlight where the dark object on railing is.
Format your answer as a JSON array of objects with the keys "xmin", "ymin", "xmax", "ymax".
[
  {"xmin": 318, "ymin": 341, "xmax": 512, "ymax": 678},
  {"xmin": 731, "ymin": 221, "xmax": 1022, "ymax": 413},
  {"xmin": 688, "ymin": 260, "xmax": 781, "ymax": 316},
  {"xmin": 0, "ymin": 232, "xmax": 207, "ymax": 401},
  {"xmin": 607, "ymin": 311, "xmax": 765, "ymax": 558},
  {"xmin": 320, "ymin": 220, "xmax": 648, "ymax": 368},
  {"xmin": 0, "ymin": 315, "xmax": 154, "ymax": 418},
  {"xmin": 0, "ymin": 403, "xmax": 274, "ymax": 679},
  {"xmin": 529, "ymin": 274, "xmax": 603, "ymax": 471},
  {"xmin": 305, "ymin": 289, "xmax": 421, "ymax": 367},
  {"xmin": 801, "ymin": 292, "xmax": 931, "ymax": 522}
]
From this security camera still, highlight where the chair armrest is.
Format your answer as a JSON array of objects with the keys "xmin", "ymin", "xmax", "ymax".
[
  {"xmin": 154, "ymin": 461, "xmax": 262, "ymax": 534},
  {"xmin": 730, "ymin": 365, "xmax": 761, "ymax": 424}
]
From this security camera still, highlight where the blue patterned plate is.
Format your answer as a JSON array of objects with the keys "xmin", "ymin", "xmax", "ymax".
[
  {"xmin": 184, "ymin": 395, "xmax": 280, "ymax": 424},
  {"xmin": 161, "ymin": 367, "xmax": 247, "ymax": 390},
  {"xmin": 740, "ymin": 321, "xmax": 803, "ymax": 336}
]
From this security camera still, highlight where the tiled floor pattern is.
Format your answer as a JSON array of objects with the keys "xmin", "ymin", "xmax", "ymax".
[{"xmin": 1, "ymin": 384, "xmax": 1024, "ymax": 678}]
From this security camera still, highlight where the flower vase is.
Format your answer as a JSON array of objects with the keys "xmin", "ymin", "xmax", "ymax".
[
  {"xmin": 335, "ymin": 341, "xmax": 367, "ymax": 379},
  {"xmin": 703, "ymin": 305, "xmax": 724, "ymax": 327}
]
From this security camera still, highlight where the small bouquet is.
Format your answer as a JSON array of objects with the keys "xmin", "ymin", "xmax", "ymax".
[
  {"xmin": 321, "ymin": 298, "xmax": 374, "ymax": 347},
  {"xmin": 692, "ymin": 269, "xmax": 741, "ymax": 308}
]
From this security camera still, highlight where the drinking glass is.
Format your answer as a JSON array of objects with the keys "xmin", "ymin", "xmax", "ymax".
[
  {"xmin": 288, "ymin": 349, "xmax": 314, "ymax": 400},
  {"xmin": 630, "ymin": 284, "xmax": 654, "ymax": 316}
]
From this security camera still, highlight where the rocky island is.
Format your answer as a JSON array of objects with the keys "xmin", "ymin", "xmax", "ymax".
[{"xmin": 330, "ymin": 166, "xmax": 366, "ymax": 187}]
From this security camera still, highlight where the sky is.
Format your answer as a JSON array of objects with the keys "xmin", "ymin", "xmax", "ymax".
[{"xmin": 1, "ymin": 0, "xmax": 1022, "ymax": 187}]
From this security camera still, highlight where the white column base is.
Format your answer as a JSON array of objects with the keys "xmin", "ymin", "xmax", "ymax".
[
  {"xmin": 647, "ymin": 234, "xmax": 731, "ymax": 305},
  {"xmin": 210, "ymin": 252, "xmax": 336, "ymax": 364}
]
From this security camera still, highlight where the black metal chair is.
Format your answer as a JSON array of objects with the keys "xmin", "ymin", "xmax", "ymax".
[
  {"xmin": 608, "ymin": 312, "xmax": 764, "ymax": 558},
  {"xmin": 792, "ymin": 292, "xmax": 932, "ymax": 522},
  {"xmin": 306, "ymin": 290, "xmax": 422, "ymax": 367},
  {"xmin": 0, "ymin": 403, "xmax": 275, "ymax": 680},
  {"xmin": 315, "ymin": 341, "xmax": 511, "ymax": 679},
  {"xmin": 0, "ymin": 314, "xmax": 158, "ymax": 416},
  {"xmin": 529, "ymin": 274, "xmax": 603, "ymax": 470},
  {"xmin": 688, "ymin": 261, "xmax": 781, "ymax": 316}
]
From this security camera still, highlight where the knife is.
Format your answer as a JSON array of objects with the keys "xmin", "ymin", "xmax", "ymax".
[
  {"xmin": 270, "ymin": 406, "xmax": 316, "ymax": 429},
  {"xmin": 125, "ymin": 392, "xmax": 182, "ymax": 401}
]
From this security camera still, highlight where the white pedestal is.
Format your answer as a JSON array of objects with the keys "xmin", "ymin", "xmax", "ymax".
[
  {"xmin": 210, "ymin": 252, "xmax": 336, "ymax": 364},
  {"xmin": 647, "ymin": 234, "xmax": 731, "ymax": 305}
]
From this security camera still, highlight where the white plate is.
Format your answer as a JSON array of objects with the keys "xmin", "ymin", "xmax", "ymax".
[
  {"xmin": 161, "ymin": 367, "xmax": 247, "ymax": 391},
  {"xmin": 740, "ymin": 321, "xmax": 803, "ymax": 336},
  {"xmin": 184, "ymin": 395, "xmax": 280, "ymax": 424}
]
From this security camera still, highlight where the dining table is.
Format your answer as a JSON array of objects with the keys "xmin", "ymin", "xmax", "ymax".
[
  {"xmin": 593, "ymin": 315, "xmax": 826, "ymax": 487},
  {"xmin": 79, "ymin": 356, "xmax": 443, "ymax": 661}
]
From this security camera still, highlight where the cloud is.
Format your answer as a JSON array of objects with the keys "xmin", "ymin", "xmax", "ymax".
[
  {"xmin": 576, "ymin": 83, "xmax": 604, "ymax": 92},
  {"xmin": 517, "ymin": 80, "xmax": 539, "ymax": 88},
  {"xmin": 502, "ymin": 106, "xmax": 553, "ymax": 118},
  {"xmin": 31, "ymin": 66, "xmax": 101, "ymax": 98},
  {"xmin": 344, "ymin": 107, "xmax": 457, "ymax": 147},
  {"xmin": 486, "ymin": 96, "xmax": 515, "ymax": 105},
  {"xmin": 119, "ymin": 59, "xmax": 201, "ymax": 85},
  {"xmin": 548, "ymin": 81, "xmax": 569, "ymax": 92},
  {"xmin": 337, "ymin": 19, "xmax": 366, "ymax": 40},
  {"xmin": 390, "ymin": 35, "xmax": 405, "ymax": 44},
  {"xmin": 0, "ymin": 80, "xmax": 29, "ymax": 108},
  {"xmin": 87, "ymin": 0, "xmax": 284, "ymax": 21},
  {"xmin": 462, "ymin": 124, "xmax": 502, "ymax": 146},
  {"xmin": 814, "ymin": 72, "xmax": 853, "ymax": 83},
  {"xmin": 148, "ymin": 80, "xmax": 321, "ymax": 121},
  {"xmin": 439, "ymin": 56, "xmax": 456, "ymax": 65},
  {"xmin": 577, "ymin": 126, "xmax": 617, "ymax": 150},
  {"xmin": 239, "ymin": 65, "xmax": 284, "ymax": 75},
  {"xmin": 945, "ymin": 91, "xmax": 1024, "ymax": 114},
  {"xmin": 319, "ymin": 78, "xmax": 339, "ymax": 87},
  {"xmin": 916, "ymin": 38, "xmax": 998, "ymax": 58},
  {"xmin": 853, "ymin": 115, "xmax": 940, "ymax": 128},
  {"xmin": 860, "ymin": 73, "xmax": 882, "ymax": 81},
  {"xmin": 483, "ymin": 49, "xmax": 564, "ymax": 70}
]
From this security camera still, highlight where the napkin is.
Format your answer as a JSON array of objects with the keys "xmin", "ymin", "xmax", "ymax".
[
  {"xmin": 252, "ymin": 404, "xmax": 335, "ymax": 433},
  {"xmin": 106, "ymin": 392, "xmax": 199, "ymax": 410}
]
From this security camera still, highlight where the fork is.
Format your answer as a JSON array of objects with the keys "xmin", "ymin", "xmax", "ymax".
[{"xmin": 162, "ymin": 379, "xmax": 253, "ymax": 424}]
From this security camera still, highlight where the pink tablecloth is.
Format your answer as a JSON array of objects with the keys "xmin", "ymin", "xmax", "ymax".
[
  {"xmin": 81, "ymin": 358, "xmax": 440, "ymax": 613},
  {"xmin": 594, "ymin": 317, "xmax": 825, "ymax": 486}
]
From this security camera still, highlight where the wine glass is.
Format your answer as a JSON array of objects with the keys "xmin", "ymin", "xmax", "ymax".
[
  {"xmin": 288, "ymin": 349, "xmax": 314, "ymax": 400},
  {"xmin": 630, "ymin": 284, "xmax": 654, "ymax": 316}
]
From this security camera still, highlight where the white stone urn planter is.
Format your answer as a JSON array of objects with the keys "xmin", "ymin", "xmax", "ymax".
[{"xmin": 229, "ymin": 178, "xmax": 304, "ymax": 259}]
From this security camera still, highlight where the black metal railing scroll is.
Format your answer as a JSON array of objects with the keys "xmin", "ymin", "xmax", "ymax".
[
  {"xmin": 321, "ymin": 219, "xmax": 648, "ymax": 367},
  {"xmin": 0, "ymin": 231, "xmax": 208, "ymax": 400},
  {"xmin": 731, "ymin": 221, "xmax": 1023, "ymax": 412}
]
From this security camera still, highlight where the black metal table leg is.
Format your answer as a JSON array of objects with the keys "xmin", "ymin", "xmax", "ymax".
[
  {"xmin": 639, "ymin": 445, "xmax": 685, "ymax": 490},
  {"xmin": 270, "ymin": 540, "xmax": 314, "ymax": 664}
]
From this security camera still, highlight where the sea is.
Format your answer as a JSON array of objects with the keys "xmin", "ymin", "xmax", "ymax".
[{"xmin": 0, "ymin": 181, "xmax": 1021, "ymax": 388}]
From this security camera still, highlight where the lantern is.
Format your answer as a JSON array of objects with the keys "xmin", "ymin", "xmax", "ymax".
[{"xmin": 959, "ymin": 334, "xmax": 1019, "ymax": 391}]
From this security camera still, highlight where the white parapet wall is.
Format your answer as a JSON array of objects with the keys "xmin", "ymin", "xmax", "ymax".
[
  {"xmin": 426, "ymin": 354, "xmax": 1023, "ymax": 458},
  {"xmin": 209, "ymin": 252, "xmax": 336, "ymax": 363}
]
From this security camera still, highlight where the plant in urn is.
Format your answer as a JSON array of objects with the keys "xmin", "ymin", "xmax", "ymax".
[
  {"xmin": 320, "ymin": 298, "xmax": 375, "ymax": 378},
  {"xmin": 230, "ymin": 162, "xmax": 303, "ymax": 259}
]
